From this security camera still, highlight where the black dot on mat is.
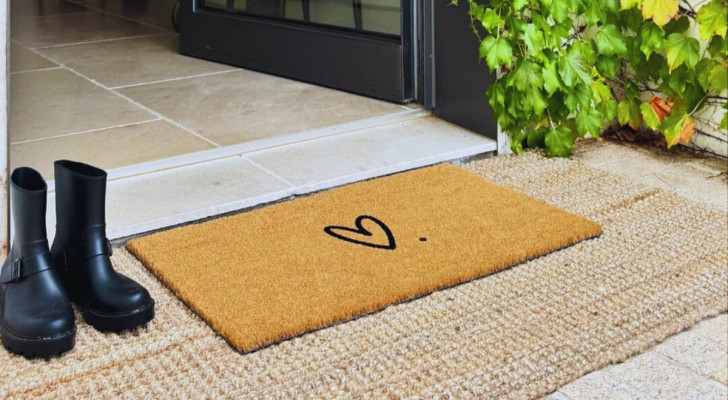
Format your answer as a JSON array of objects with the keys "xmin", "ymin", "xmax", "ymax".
[{"xmin": 419, "ymin": 237, "xmax": 427, "ymax": 242}]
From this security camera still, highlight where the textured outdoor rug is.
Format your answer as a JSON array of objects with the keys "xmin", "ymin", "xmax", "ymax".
[
  {"xmin": 125, "ymin": 164, "xmax": 602, "ymax": 352},
  {"xmin": 1, "ymin": 152, "xmax": 726, "ymax": 399}
]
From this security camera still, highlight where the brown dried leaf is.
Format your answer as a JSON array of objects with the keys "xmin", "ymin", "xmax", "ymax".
[
  {"xmin": 649, "ymin": 97, "xmax": 673, "ymax": 123},
  {"xmin": 679, "ymin": 116, "xmax": 695, "ymax": 144}
]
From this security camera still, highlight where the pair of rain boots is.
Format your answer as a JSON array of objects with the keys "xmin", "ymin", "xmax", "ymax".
[{"xmin": 1, "ymin": 161, "xmax": 154, "ymax": 358}]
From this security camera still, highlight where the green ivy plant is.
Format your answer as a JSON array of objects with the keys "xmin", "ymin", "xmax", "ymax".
[{"xmin": 453, "ymin": 0, "xmax": 728, "ymax": 157}]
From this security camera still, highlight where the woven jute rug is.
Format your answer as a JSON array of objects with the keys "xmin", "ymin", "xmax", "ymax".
[
  {"xmin": 1, "ymin": 152, "xmax": 726, "ymax": 399},
  {"xmin": 126, "ymin": 164, "xmax": 601, "ymax": 352}
]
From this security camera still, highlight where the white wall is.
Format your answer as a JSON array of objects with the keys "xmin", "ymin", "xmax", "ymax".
[{"xmin": 1, "ymin": 0, "xmax": 8, "ymax": 261}]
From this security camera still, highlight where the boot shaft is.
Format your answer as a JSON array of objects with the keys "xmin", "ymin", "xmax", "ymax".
[
  {"xmin": 9, "ymin": 168, "xmax": 48, "ymax": 257},
  {"xmin": 53, "ymin": 160, "xmax": 107, "ymax": 247}
]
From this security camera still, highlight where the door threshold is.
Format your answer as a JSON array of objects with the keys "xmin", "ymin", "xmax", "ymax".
[{"xmin": 45, "ymin": 107, "xmax": 428, "ymax": 193}]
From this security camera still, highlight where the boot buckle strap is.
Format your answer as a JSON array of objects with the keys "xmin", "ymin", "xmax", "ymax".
[
  {"xmin": 2, "ymin": 255, "xmax": 52, "ymax": 283},
  {"xmin": 9, "ymin": 259, "xmax": 22, "ymax": 282}
]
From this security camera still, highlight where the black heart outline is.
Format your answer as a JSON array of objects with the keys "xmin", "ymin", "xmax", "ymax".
[{"xmin": 323, "ymin": 215, "xmax": 396, "ymax": 250}]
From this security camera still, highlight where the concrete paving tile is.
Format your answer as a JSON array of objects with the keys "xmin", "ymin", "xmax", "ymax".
[
  {"xmin": 117, "ymin": 69, "xmax": 404, "ymax": 146},
  {"xmin": 604, "ymin": 351, "xmax": 704, "ymax": 399},
  {"xmin": 11, "ymin": 120, "xmax": 214, "ymax": 180},
  {"xmin": 654, "ymin": 331, "xmax": 727, "ymax": 376},
  {"xmin": 12, "ymin": 10, "xmax": 163, "ymax": 48},
  {"xmin": 39, "ymin": 33, "xmax": 236, "ymax": 88},
  {"xmin": 10, "ymin": 43, "xmax": 57, "ymax": 72},
  {"xmin": 692, "ymin": 313, "xmax": 728, "ymax": 347},
  {"xmin": 542, "ymin": 391, "xmax": 572, "ymax": 399},
  {"xmin": 247, "ymin": 117, "xmax": 496, "ymax": 191},
  {"xmin": 711, "ymin": 365, "xmax": 728, "ymax": 385},
  {"xmin": 10, "ymin": 68, "xmax": 155, "ymax": 143},
  {"xmin": 10, "ymin": 68, "xmax": 154, "ymax": 142},
  {"xmin": 574, "ymin": 140, "xmax": 728, "ymax": 210},
  {"xmin": 665, "ymin": 378, "xmax": 728, "ymax": 400},
  {"xmin": 559, "ymin": 370, "xmax": 637, "ymax": 400}
]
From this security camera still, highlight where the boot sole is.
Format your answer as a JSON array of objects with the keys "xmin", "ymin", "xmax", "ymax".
[
  {"xmin": 0, "ymin": 322, "xmax": 76, "ymax": 359},
  {"xmin": 81, "ymin": 300, "xmax": 155, "ymax": 332}
]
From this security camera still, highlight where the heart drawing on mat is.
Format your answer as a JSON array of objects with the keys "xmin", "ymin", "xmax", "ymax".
[{"xmin": 324, "ymin": 215, "xmax": 397, "ymax": 250}]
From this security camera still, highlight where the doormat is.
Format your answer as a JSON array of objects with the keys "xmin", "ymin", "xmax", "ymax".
[{"xmin": 126, "ymin": 164, "xmax": 602, "ymax": 352}]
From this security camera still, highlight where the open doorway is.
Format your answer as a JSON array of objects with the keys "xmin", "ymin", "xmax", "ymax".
[
  {"xmin": 3, "ymin": 0, "xmax": 496, "ymax": 243},
  {"xmin": 8, "ymin": 0, "xmax": 411, "ymax": 181}
]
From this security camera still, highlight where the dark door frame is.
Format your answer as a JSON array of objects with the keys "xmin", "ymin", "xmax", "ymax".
[
  {"xmin": 421, "ymin": 0, "xmax": 498, "ymax": 142},
  {"xmin": 178, "ymin": 0, "xmax": 414, "ymax": 103}
]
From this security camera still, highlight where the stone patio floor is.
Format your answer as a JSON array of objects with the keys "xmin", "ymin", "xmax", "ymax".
[{"xmin": 545, "ymin": 139, "xmax": 728, "ymax": 400}]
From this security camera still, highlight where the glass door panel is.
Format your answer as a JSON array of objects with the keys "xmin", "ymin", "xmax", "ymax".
[
  {"xmin": 179, "ymin": 0, "xmax": 412, "ymax": 102},
  {"xmin": 199, "ymin": 0, "xmax": 400, "ymax": 36}
]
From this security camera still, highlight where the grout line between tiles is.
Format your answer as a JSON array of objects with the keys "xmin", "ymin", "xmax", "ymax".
[
  {"xmin": 65, "ymin": 0, "xmax": 173, "ymax": 31},
  {"xmin": 108, "ymin": 69, "xmax": 242, "ymax": 90},
  {"xmin": 10, "ymin": 118, "xmax": 163, "ymax": 145},
  {"xmin": 9, "ymin": 66, "xmax": 63, "ymax": 75},
  {"xmin": 241, "ymin": 156, "xmax": 296, "ymax": 188},
  {"xmin": 31, "ymin": 32, "xmax": 169, "ymax": 50},
  {"xmin": 23, "ymin": 46, "xmax": 223, "ymax": 148}
]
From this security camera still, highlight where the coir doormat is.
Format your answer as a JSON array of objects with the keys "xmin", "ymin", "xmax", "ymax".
[{"xmin": 126, "ymin": 164, "xmax": 602, "ymax": 352}]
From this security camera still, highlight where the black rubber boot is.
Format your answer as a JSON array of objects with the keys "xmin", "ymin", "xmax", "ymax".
[
  {"xmin": 51, "ymin": 160, "xmax": 154, "ymax": 332},
  {"xmin": 1, "ymin": 168, "xmax": 76, "ymax": 358}
]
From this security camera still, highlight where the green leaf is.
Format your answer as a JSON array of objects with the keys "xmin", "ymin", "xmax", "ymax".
[
  {"xmin": 508, "ymin": 60, "xmax": 544, "ymax": 91},
  {"xmin": 720, "ymin": 111, "xmax": 727, "ymax": 130},
  {"xmin": 596, "ymin": 55, "xmax": 620, "ymax": 78},
  {"xmin": 708, "ymin": 63, "xmax": 728, "ymax": 93},
  {"xmin": 618, "ymin": 99, "xmax": 641, "ymax": 128},
  {"xmin": 510, "ymin": 130, "xmax": 525, "ymax": 154},
  {"xmin": 620, "ymin": 0, "xmax": 642, "ymax": 10},
  {"xmin": 638, "ymin": 22, "xmax": 664, "ymax": 57},
  {"xmin": 681, "ymin": 83, "xmax": 707, "ymax": 112},
  {"xmin": 640, "ymin": 102, "xmax": 661, "ymax": 129},
  {"xmin": 599, "ymin": 98, "xmax": 619, "ymax": 122},
  {"xmin": 592, "ymin": 80, "xmax": 613, "ymax": 102},
  {"xmin": 667, "ymin": 65, "xmax": 688, "ymax": 93},
  {"xmin": 576, "ymin": 108, "xmax": 604, "ymax": 137},
  {"xmin": 543, "ymin": 62, "xmax": 563, "ymax": 95},
  {"xmin": 645, "ymin": 53, "xmax": 669, "ymax": 81},
  {"xmin": 707, "ymin": 36, "xmax": 727, "ymax": 58},
  {"xmin": 663, "ymin": 33, "xmax": 700, "ymax": 71},
  {"xmin": 521, "ymin": 24, "xmax": 546, "ymax": 56},
  {"xmin": 564, "ymin": 83, "xmax": 592, "ymax": 111},
  {"xmin": 486, "ymin": 80, "xmax": 506, "ymax": 108},
  {"xmin": 558, "ymin": 48, "xmax": 591, "ymax": 87},
  {"xmin": 596, "ymin": 24, "xmax": 628, "ymax": 56},
  {"xmin": 513, "ymin": 0, "xmax": 530, "ymax": 11},
  {"xmin": 663, "ymin": 15, "xmax": 690, "ymax": 34},
  {"xmin": 479, "ymin": 36, "xmax": 513, "ymax": 71},
  {"xmin": 585, "ymin": 0, "xmax": 605, "ymax": 25},
  {"xmin": 545, "ymin": 125, "xmax": 577, "ymax": 157},
  {"xmin": 481, "ymin": 8, "xmax": 505, "ymax": 32},
  {"xmin": 603, "ymin": 0, "xmax": 620, "ymax": 13},
  {"xmin": 696, "ymin": 0, "xmax": 728, "ymax": 40},
  {"xmin": 574, "ymin": 40, "xmax": 599, "ymax": 64},
  {"xmin": 550, "ymin": 0, "xmax": 571, "ymax": 23},
  {"xmin": 524, "ymin": 87, "xmax": 549, "ymax": 115},
  {"xmin": 641, "ymin": 0, "xmax": 678, "ymax": 26},
  {"xmin": 620, "ymin": 7, "xmax": 644, "ymax": 32},
  {"xmin": 695, "ymin": 58, "xmax": 716, "ymax": 90}
]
